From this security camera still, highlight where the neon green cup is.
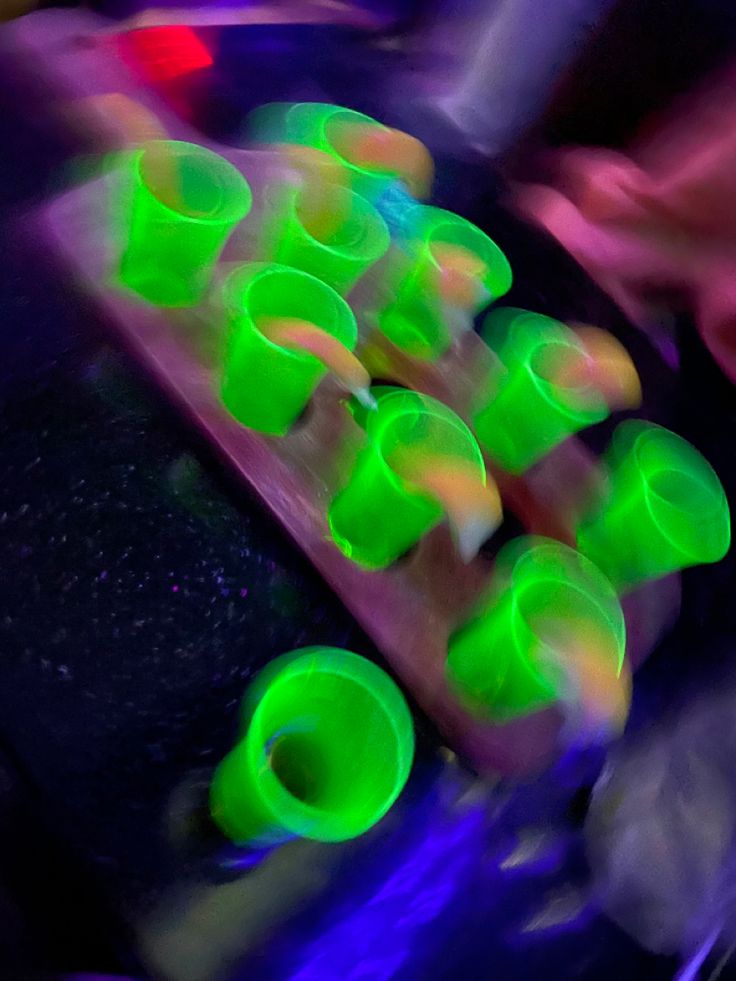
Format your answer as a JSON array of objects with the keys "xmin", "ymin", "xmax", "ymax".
[
  {"xmin": 577, "ymin": 420, "xmax": 731, "ymax": 590},
  {"xmin": 447, "ymin": 537, "xmax": 626, "ymax": 722},
  {"xmin": 118, "ymin": 140, "xmax": 252, "ymax": 307},
  {"xmin": 266, "ymin": 181, "xmax": 390, "ymax": 295},
  {"xmin": 474, "ymin": 309, "xmax": 608, "ymax": 473},
  {"xmin": 221, "ymin": 263, "xmax": 358, "ymax": 435},
  {"xmin": 377, "ymin": 207, "xmax": 512, "ymax": 360},
  {"xmin": 250, "ymin": 102, "xmax": 406, "ymax": 201},
  {"xmin": 210, "ymin": 647, "xmax": 415, "ymax": 845},
  {"xmin": 328, "ymin": 389, "xmax": 487, "ymax": 568}
]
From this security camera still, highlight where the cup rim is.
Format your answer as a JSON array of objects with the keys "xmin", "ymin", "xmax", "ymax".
[
  {"xmin": 509, "ymin": 539, "xmax": 626, "ymax": 676},
  {"xmin": 244, "ymin": 647, "xmax": 414, "ymax": 840},
  {"xmin": 321, "ymin": 106, "xmax": 394, "ymax": 182},
  {"xmin": 134, "ymin": 139, "xmax": 252, "ymax": 226},
  {"xmin": 512, "ymin": 315, "xmax": 607, "ymax": 424},
  {"xmin": 222, "ymin": 262, "xmax": 358, "ymax": 365},
  {"xmin": 631, "ymin": 423, "xmax": 730, "ymax": 559},
  {"xmin": 289, "ymin": 182, "xmax": 391, "ymax": 263},
  {"xmin": 366, "ymin": 390, "xmax": 486, "ymax": 499},
  {"xmin": 418, "ymin": 206, "xmax": 513, "ymax": 300}
]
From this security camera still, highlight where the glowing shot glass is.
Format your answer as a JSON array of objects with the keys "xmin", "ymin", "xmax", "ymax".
[
  {"xmin": 328, "ymin": 389, "xmax": 494, "ymax": 569},
  {"xmin": 447, "ymin": 537, "xmax": 626, "ymax": 724},
  {"xmin": 220, "ymin": 263, "xmax": 358, "ymax": 435},
  {"xmin": 250, "ymin": 102, "xmax": 432, "ymax": 200},
  {"xmin": 266, "ymin": 181, "xmax": 390, "ymax": 295},
  {"xmin": 210, "ymin": 647, "xmax": 415, "ymax": 845},
  {"xmin": 576, "ymin": 421, "xmax": 731, "ymax": 590},
  {"xmin": 118, "ymin": 140, "xmax": 252, "ymax": 307},
  {"xmin": 377, "ymin": 206, "xmax": 512, "ymax": 360},
  {"xmin": 473, "ymin": 309, "xmax": 609, "ymax": 473}
]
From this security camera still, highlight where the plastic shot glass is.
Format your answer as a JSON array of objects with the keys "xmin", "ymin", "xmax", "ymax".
[
  {"xmin": 473, "ymin": 309, "xmax": 608, "ymax": 473},
  {"xmin": 220, "ymin": 263, "xmax": 358, "ymax": 435},
  {"xmin": 377, "ymin": 206, "xmax": 512, "ymax": 360},
  {"xmin": 328, "ymin": 389, "xmax": 492, "ymax": 569},
  {"xmin": 576, "ymin": 420, "xmax": 731, "ymax": 590},
  {"xmin": 210, "ymin": 647, "xmax": 415, "ymax": 845},
  {"xmin": 446, "ymin": 537, "xmax": 626, "ymax": 724},
  {"xmin": 118, "ymin": 140, "xmax": 252, "ymax": 307},
  {"xmin": 250, "ymin": 101, "xmax": 432, "ymax": 201},
  {"xmin": 266, "ymin": 180, "xmax": 390, "ymax": 295}
]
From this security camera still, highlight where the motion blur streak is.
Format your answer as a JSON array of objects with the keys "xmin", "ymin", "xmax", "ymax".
[{"xmin": 288, "ymin": 802, "xmax": 487, "ymax": 981}]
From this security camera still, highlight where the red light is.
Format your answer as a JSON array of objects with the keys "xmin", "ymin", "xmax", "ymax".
[{"xmin": 120, "ymin": 26, "xmax": 213, "ymax": 83}]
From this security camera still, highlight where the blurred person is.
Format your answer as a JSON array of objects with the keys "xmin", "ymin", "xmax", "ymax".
[{"xmin": 514, "ymin": 56, "xmax": 736, "ymax": 383}]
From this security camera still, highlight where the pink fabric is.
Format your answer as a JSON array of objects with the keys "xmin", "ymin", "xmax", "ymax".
[{"xmin": 514, "ymin": 62, "xmax": 736, "ymax": 381}]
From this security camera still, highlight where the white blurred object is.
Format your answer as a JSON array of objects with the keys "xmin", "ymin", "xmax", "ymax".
[
  {"xmin": 427, "ymin": 0, "xmax": 617, "ymax": 156},
  {"xmin": 586, "ymin": 683, "xmax": 736, "ymax": 970}
]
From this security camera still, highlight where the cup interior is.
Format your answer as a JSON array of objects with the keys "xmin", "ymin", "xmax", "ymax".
[
  {"xmin": 425, "ymin": 212, "xmax": 512, "ymax": 299},
  {"xmin": 511, "ymin": 542, "xmax": 625, "ymax": 672},
  {"xmin": 227, "ymin": 264, "xmax": 357, "ymax": 353},
  {"xmin": 635, "ymin": 427, "xmax": 730, "ymax": 561},
  {"xmin": 294, "ymin": 183, "xmax": 389, "ymax": 260},
  {"xmin": 370, "ymin": 391, "xmax": 484, "ymax": 489},
  {"xmin": 324, "ymin": 108, "xmax": 388, "ymax": 173},
  {"xmin": 246, "ymin": 651, "xmax": 413, "ymax": 840},
  {"xmin": 139, "ymin": 141, "xmax": 251, "ymax": 223}
]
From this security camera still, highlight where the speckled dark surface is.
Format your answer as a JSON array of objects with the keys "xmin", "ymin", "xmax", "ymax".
[
  {"xmin": 1, "ymin": 336, "xmax": 373, "ymax": 878},
  {"xmin": 0, "ymin": 69, "xmax": 388, "ymax": 978},
  {"xmin": 0, "ymin": 20, "xmax": 734, "ymax": 981}
]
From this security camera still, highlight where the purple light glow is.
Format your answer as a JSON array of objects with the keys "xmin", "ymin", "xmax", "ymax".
[{"xmin": 288, "ymin": 802, "xmax": 487, "ymax": 981}]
